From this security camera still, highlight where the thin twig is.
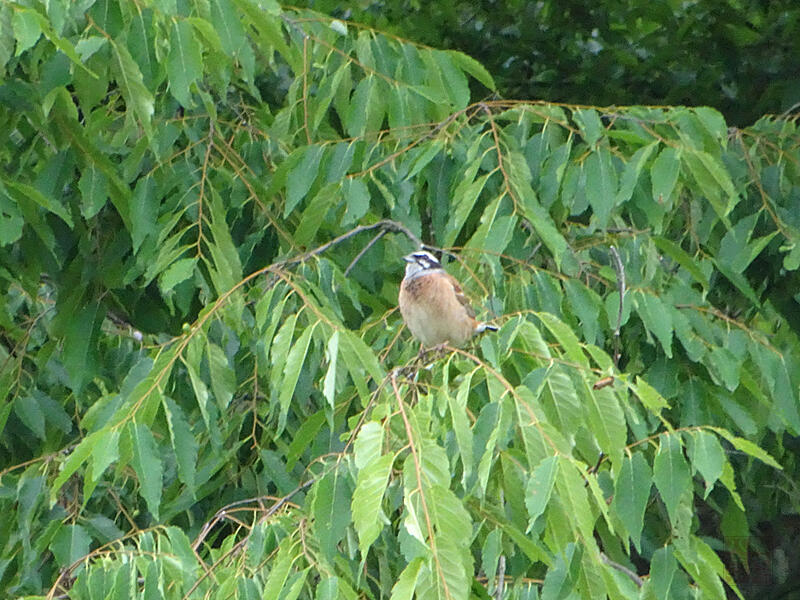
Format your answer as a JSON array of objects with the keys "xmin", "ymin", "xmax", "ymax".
[
  {"xmin": 344, "ymin": 229, "xmax": 388, "ymax": 276},
  {"xmin": 601, "ymin": 553, "xmax": 643, "ymax": 587},
  {"xmin": 277, "ymin": 219, "xmax": 422, "ymax": 270}
]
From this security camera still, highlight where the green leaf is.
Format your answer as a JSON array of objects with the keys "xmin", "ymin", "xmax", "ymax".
[
  {"xmin": 686, "ymin": 430, "xmax": 725, "ymax": 498},
  {"xmin": 322, "ymin": 330, "xmax": 339, "ymax": 411},
  {"xmin": 616, "ymin": 141, "xmax": 657, "ymax": 205},
  {"xmin": 277, "ymin": 321, "xmax": 317, "ymax": 434},
  {"xmin": 563, "ymin": 279, "xmax": 603, "ymax": 343},
  {"xmin": 352, "ymin": 453, "xmax": 393, "ymax": 555},
  {"xmin": 653, "ymin": 434, "xmax": 691, "ymax": 526},
  {"xmin": 285, "ymin": 145, "xmax": 325, "ymax": 217},
  {"xmin": 5, "ymin": 180, "xmax": 73, "ymax": 228},
  {"xmin": 262, "ymin": 538, "xmax": 297, "ymax": 600},
  {"xmin": 163, "ymin": 397, "xmax": 197, "ymax": 493},
  {"xmin": 0, "ymin": 186, "xmax": 24, "ymax": 245},
  {"xmin": 354, "ymin": 421, "xmax": 384, "ymax": 470},
  {"xmin": 445, "ymin": 169, "xmax": 491, "ymax": 247},
  {"xmin": 111, "ymin": 40, "xmax": 154, "ymax": 135},
  {"xmin": 518, "ymin": 193, "xmax": 567, "ymax": 268},
  {"xmin": 210, "ymin": 0, "xmax": 246, "ymax": 55},
  {"xmin": 78, "ymin": 166, "xmax": 109, "ymax": 219},
  {"xmin": 634, "ymin": 291, "xmax": 673, "ymax": 357},
  {"xmin": 447, "ymin": 375, "xmax": 475, "ymax": 482},
  {"xmin": 445, "ymin": 49, "xmax": 495, "ymax": 91},
  {"xmin": 341, "ymin": 177, "xmax": 370, "ymax": 225},
  {"xmin": 63, "ymin": 301, "xmax": 104, "ymax": 392},
  {"xmin": 313, "ymin": 468, "xmax": 351, "ymax": 561},
  {"xmin": 683, "ymin": 149, "xmax": 738, "ymax": 221},
  {"xmin": 652, "ymin": 236, "xmax": 710, "ymax": 290},
  {"xmin": 86, "ymin": 428, "xmax": 120, "ymax": 502},
  {"xmin": 390, "ymin": 557, "xmax": 424, "ymax": 600},
  {"xmin": 14, "ymin": 394, "xmax": 45, "ymax": 439},
  {"xmin": 650, "ymin": 146, "xmax": 681, "ymax": 203},
  {"xmin": 129, "ymin": 421, "xmax": 164, "ymax": 520},
  {"xmin": 573, "ymin": 108, "xmax": 604, "ymax": 147},
  {"xmin": 51, "ymin": 430, "xmax": 103, "ymax": 503},
  {"xmin": 50, "ymin": 524, "xmax": 91, "ymax": 568},
  {"xmin": 130, "ymin": 176, "xmax": 157, "ymax": 254},
  {"xmin": 647, "ymin": 545, "xmax": 683, "ymax": 600},
  {"xmin": 12, "ymin": 9, "xmax": 41, "ymax": 55},
  {"xmin": 633, "ymin": 376, "xmax": 670, "ymax": 415},
  {"xmin": 536, "ymin": 311, "xmax": 587, "ymax": 367},
  {"xmin": 207, "ymin": 342, "xmax": 235, "ymax": 410},
  {"xmin": 524, "ymin": 455, "xmax": 558, "ymax": 530},
  {"xmin": 167, "ymin": 20, "xmax": 203, "ymax": 107},
  {"xmin": 584, "ymin": 147, "xmax": 618, "ymax": 226},
  {"xmin": 158, "ymin": 257, "xmax": 195, "ymax": 293},
  {"xmin": 612, "ymin": 452, "xmax": 651, "ymax": 551},
  {"xmin": 709, "ymin": 428, "xmax": 782, "ymax": 470}
]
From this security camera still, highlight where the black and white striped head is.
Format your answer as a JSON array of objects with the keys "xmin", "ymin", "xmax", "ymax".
[{"xmin": 402, "ymin": 250, "xmax": 443, "ymax": 279}]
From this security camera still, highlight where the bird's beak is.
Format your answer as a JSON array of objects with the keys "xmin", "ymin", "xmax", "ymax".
[{"xmin": 402, "ymin": 254, "xmax": 415, "ymax": 263}]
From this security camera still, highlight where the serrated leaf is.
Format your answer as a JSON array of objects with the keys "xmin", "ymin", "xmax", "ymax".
[
  {"xmin": 50, "ymin": 524, "xmax": 91, "ymax": 568},
  {"xmin": 14, "ymin": 394, "xmax": 45, "ymax": 439},
  {"xmin": 12, "ymin": 9, "xmax": 41, "ymax": 55},
  {"xmin": 322, "ymin": 330, "xmax": 339, "ymax": 411},
  {"xmin": 653, "ymin": 434, "xmax": 690, "ymax": 526},
  {"xmin": 354, "ymin": 421, "xmax": 384, "ymax": 470},
  {"xmin": 709, "ymin": 427, "xmax": 782, "ymax": 469},
  {"xmin": 445, "ymin": 49, "xmax": 495, "ymax": 91},
  {"xmin": 341, "ymin": 177, "xmax": 370, "ymax": 225},
  {"xmin": 79, "ymin": 166, "xmax": 109, "ymax": 219},
  {"xmin": 448, "ymin": 376, "xmax": 475, "ymax": 482},
  {"xmin": 277, "ymin": 321, "xmax": 317, "ymax": 434},
  {"xmin": 158, "ymin": 257, "xmax": 195, "ymax": 294},
  {"xmin": 210, "ymin": 0, "xmax": 246, "ymax": 55},
  {"xmin": 525, "ymin": 455, "xmax": 558, "ymax": 530},
  {"xmin": 129, "ymin": 421, "xmax": 163, "ymax": 520},
  {"xmin": 163, "ymin": 397, "xmax": 197, "ymax": 493},
  {"xmin": 634, "ymin": 376, "xmax": 670, "ymax": 415},
  {"xmin": 86, "ymin": 428, "xmax": 120, "ymax": 501},
  {"xmin": 612, "ymin": 452, "xmax": 651, "ymax": 551},
  {"xmin": 684, "ymin": 149, "xmax": 738, "ymax": 221},
  {"xmin": 650, "ymin": 146, "xmax": 681, "ymax": 203},
  {"xmin": 167, "ymin": 20, "xmax": 203, "ymax": 107},
  {"xmin": 313, "ymin": 468, "xmax": 351, "ymax": 561},
  {"xmin": 112, "ymin": 40, "xmax": 153, "ymax": 134},
  {"xmin": 616, "ymin": 141, "xmax": 658, "ymax": 205},
  {"xmin": 585, "ymin": 147, "xmax": 618, "ymax": 226},
  {"xmin": 285, "ymin": 145, "xmax": 325, "ymax": 217},
  {"xmin": 635, "ymin": 291, "xmax": 673, "ymax": 357},
  {"xmin": 653, "ymin": 236, "xmax": 710, "ymax": 290},
  {"xmin": 537, "ymin": 311, "xmax": 587, "ymax": 366},
  {"xmin": 207, "ymin": 342, "xmax": 235, "ymax": 410},
  {"xmin": 445, "ymin": 170, "xmax": 491, "ymax": 247},
  {"xmin": 573, "ymin": 108, "xmax": 604, "ymax": 147},
  {"xmin": 563, "ymin": 279, "xmax": 602, "ymax": 344},
  {"xmin": 390, "ymin": 557, "xmax": 424, "ymax": 600},
  {"xmin": 63, "ymin": 302, "xmax": 104, "ymax": 392},
  {"xmin": 352, "ymin": 453, "xmax": 393, "ymax": 555},
  {"xmin": 687, "ymin": 430, "xmax": 725, "ymax": 498}
]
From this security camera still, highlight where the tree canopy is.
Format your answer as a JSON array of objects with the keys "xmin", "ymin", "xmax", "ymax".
[
  {"xmin": 1, "ymin": 1, "xmax": 800, "ymax": 599},
  {"xmin": 301, "ymin": 0, "xmax": 800, "ymax": 126}
]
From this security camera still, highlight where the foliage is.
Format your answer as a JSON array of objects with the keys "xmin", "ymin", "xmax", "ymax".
[
  {"xmin": 300, "ymin": 0, "xmax": 800, "ymax": 127},
  {"xmin": 1, "ymin": 1, "xmax": 800, "ymax": 599}
]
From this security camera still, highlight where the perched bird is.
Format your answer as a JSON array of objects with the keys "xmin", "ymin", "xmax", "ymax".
[{"xmin": 398, "ymin": 250, "xmax": 498, "ymax": 347}]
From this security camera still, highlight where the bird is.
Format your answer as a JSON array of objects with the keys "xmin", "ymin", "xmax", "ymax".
[{"xmin": 398, "ymin": 250, "xmax": 498, "ymax": 347}]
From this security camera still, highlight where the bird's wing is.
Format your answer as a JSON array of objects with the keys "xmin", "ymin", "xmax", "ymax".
[{"xmin": 445, "ymin": 273, "xmax": 476, "ymax": 319}]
